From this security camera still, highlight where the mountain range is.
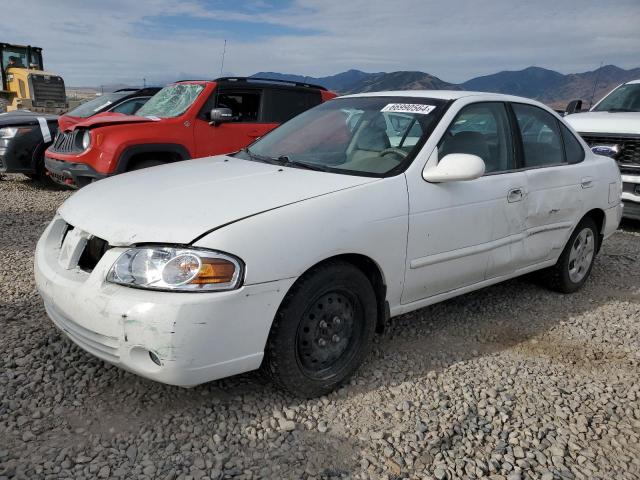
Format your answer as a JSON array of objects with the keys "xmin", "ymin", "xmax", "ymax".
[{"xmin": 252, "ymin": 65, "xmax": 640, "ymax": 108}]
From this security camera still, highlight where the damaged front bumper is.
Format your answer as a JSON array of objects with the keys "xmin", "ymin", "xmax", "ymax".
[{"xmin": 34, "ymin": 216, "xmax": 295, "ymax": 387}]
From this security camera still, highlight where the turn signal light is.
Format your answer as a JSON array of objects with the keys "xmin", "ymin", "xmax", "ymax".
[{"xmin": 191, "ymin": 258, "xmax": 237, "ymax": 284}]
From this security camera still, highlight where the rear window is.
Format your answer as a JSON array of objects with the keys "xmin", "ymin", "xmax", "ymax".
[
  {"xmin": 261, "ymin": 89, "xmax": 322, "ymax": 123},
  {"xmin": 560, "ymin": 123, "xmax": 585, "ymax": 164},
  {"xmin": 66, "ymin": 93, "xmax": 127, "ymax": 118}
]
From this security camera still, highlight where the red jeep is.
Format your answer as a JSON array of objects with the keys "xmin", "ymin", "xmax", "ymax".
[{"xmin": 44, "ymin": 78, "xmax": 336, "ymax": 187}]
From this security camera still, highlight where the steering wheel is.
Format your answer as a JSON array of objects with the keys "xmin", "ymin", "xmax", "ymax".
[{"xmin": 379, "ymin": 148, "xmax": 408, "ymax": 158}]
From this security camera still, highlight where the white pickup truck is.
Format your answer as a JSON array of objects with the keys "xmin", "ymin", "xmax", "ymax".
[{"xmin": 565, "ymin": 80, "xmax": 640, "ymax": 220}]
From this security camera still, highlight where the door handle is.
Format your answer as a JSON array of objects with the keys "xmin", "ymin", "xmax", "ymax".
[
  {"xmin": 247, "ymin": 130, "xmax": 262, "ymax": 138},
  {"xmin": 507, "ymin": 188, "xmax": 524, "ymax": 203},
  {"xmin": 581, "ymin": 177, "xmax": 594, "ymax": 189}
]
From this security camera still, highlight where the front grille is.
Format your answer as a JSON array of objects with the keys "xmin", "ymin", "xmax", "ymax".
[
  {"xmin": 580, "ymin": 133, "xmax": 640, "ymax": 173},
  {"xmin": 30, "ymin": 74, "xmax": 66, "ymax": 105},
  {"xmin": 50, "ymin": 130, "xmax": 79, "ymax": 153},
  {"xmin": 78, "ymin": 235, "xmax": 110, "ymax": 272},
  {"xmin": 623, "ymin": 182, "xmax": 635, "ymax": 194}
]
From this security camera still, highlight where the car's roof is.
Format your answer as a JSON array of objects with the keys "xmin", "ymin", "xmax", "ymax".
[
  {"xmin": 341, "ymin": 90, "xmax": 475, "ymax": 100},
  {"xmin": 341, "ymin": 89, "xmax": 546, "ymax": 104}
]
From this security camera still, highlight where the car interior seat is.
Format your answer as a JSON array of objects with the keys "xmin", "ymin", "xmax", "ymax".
[{"xmin": 440, "ymin": 131, "xmax": 491, "ymax": 164}]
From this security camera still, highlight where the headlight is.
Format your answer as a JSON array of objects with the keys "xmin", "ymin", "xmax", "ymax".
[
  {"xmin": 0, "ymin": 127, "xmax": 19, "ymax": 139},
  {"xmin": 106, "ymin": 247, "xmax": 243, "ymax": 292},
  {"xmin": 81, "ymin": 130, "xmax": 91, "ymax": 150}
]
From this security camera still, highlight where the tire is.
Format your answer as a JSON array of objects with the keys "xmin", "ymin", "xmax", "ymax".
[
  {"xmin": 26, "ymin": 149, "xmax": 60, "ymax": 188},
  {"xmin": 546, "ymin": 217, "xmax": 598, "ymax": 293},
  {"xmin": 129, "ymin": 159, "xmax": 166, "ymax": 171},
  {"xmin": 261, "ymin": 261, "xmax": 378, "ymax": 397}
]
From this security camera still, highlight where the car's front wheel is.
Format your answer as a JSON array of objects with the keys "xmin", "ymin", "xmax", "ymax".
[
  {"xmin": 26, "ymin": 150, "xmax": 60, "ymax": 188},
  {"xmin": 262, "ymin": 261, "xmax": 377, "ymax": 397},
  {"xmin": 546, "ymin": 217, "xmax": 598, "ymax": 293}
]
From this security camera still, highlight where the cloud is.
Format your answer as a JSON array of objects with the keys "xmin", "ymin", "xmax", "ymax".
[{"xmin": 1, "ymin": 0, "xmax": 638, "ymax": 86}]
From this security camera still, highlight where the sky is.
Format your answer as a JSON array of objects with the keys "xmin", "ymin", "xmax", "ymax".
[{"xmin": 1, "ymin": 0, "xmax": 639, "ymax": 87}]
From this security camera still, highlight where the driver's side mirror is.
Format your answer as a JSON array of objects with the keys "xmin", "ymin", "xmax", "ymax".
[
  {"xmin": 565, "ymin": 99, "xmax": 583, "ymax": 115},
  {"xmin": 423, "ymin": 153, "xmax": 485, "ymax": 183},
  {"xmin": 209, "ymin": 107, "xmax": 233, "ymax": 126}
]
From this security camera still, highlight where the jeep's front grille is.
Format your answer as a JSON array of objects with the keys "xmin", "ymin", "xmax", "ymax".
[
  {"xmin": 30, "ymin": 74, "xmax": 66, "ymax": 105},
  {"xmin": 579, "ymin": 133, "xmax": 640, "ymax": 174},
  {"xmin": 50, "ymin": 131, "xmax": 79, "ymax": 153}
]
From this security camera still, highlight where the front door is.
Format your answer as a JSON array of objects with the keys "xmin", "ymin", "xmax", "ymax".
[
  {"xmin": 193, "ymin": 88, "xmax": 275, "ymax": 158},
  {"xmin": 402, "ymin": 102, "xmax": 526, "ymax": 304}
]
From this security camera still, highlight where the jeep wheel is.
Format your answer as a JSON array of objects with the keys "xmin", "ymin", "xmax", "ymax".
[
  {"xmin": 546, "ymin": 217, "xmax": 598, "ymax": 293},
  {"xmin": 261, "ymin": 261, "xmax": 377, "ymax": 397}
]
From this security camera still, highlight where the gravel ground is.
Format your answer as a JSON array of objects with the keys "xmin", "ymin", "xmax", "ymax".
[{"xmin": 1, "ymin": 174, "xmax": 639, "ymax": 480}]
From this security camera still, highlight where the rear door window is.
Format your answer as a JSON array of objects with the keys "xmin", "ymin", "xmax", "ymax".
[
  {"xmin": 261, "ymin": 89, "xmax": 322, "ymax": 123},
  {"xmin": 512, "ymin": 103, "xmax": 565, "ymax": 167}
]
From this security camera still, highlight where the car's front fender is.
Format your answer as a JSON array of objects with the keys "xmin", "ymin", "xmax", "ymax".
[{"xmin": 193, "ymin": 174, "xmax": 410, "ymax": 308}]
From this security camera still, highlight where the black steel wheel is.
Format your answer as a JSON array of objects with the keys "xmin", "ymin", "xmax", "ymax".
[
  {"xmin": 296, "ymin": 290, "xmax": 363, "ymax": 379},
  {"xmin": 261, "ymin": 260, "xmax": 377, "ymax": 397}
]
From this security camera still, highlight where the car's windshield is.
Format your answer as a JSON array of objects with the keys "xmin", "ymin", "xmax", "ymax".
[
  {"xmin": 65, "ymin": 92, "xmax": 128, "ymax": 118},
  {"xmin": 593, "ymin": 83, "xmax": 640, "ymax": 112},
  {"xmin": 235, "ymin": 96, "xmax": 446, "ymax": 176},
  {"xmin": 136, "ymin": 83, "xmax": 204, "ymax": 118}
]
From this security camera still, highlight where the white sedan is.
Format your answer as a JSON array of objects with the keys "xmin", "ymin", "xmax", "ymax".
[{"xmin": 35, "ymin": 91, "xmax": 622, "ymax": 397}]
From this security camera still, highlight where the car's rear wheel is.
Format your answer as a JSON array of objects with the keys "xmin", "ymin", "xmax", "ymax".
[
  {"xmin": 261, "ymin": 261, "xmax": 377, "ymax": 397},
  {"xmin": 546, "ymin": 217, "xmax": 598, "ymax": 293}
]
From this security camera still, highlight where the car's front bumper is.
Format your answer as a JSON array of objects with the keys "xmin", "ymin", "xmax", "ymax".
[
  {"xmin": 0, "ymin": 127, "xmax": 42, "ymax": 174},
  {"xmin": 44, "ymin": 156, "xmax": 107, "ymax": 188},
  {"xmin": 621, "ymin": 175, "xmax": 640, "ymax": 221},
  {"xmin": 35, "ymin": 216, "xmax": 295, "ymax": 387}
]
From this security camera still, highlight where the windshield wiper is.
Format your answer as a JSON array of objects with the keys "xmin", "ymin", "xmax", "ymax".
[
  {"xmin": 241, "ymin": 148, "xmax": 281, "ymax": 165},
  {"xmin": 277, "ymin": 156, "xmax": 330, "ymax": 172},
  {"xmin": 604, "ymin": 108, "xmax": 636, "ymax": 113}
]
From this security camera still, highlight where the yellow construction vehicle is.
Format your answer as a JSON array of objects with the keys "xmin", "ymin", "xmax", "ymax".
[{"xmin": 0, "ymin": 42, "xmax": 67, "ymax": 114}]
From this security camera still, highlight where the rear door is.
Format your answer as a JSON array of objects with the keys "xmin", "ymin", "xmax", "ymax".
[{"xmin": 510, "ymin": 103, "xmax": 586, "ymax": 265}]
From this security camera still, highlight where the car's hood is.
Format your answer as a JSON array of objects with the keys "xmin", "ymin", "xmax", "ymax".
[
  {"xmin": 0, "ymin": 110, "xmax": 58, "ymax": 127},
  {"xmin": 58, "ymin": 156, "xmax": 377, "ymax": 245},
  {"xmin": 57, "ymin": 115, "xmax": 82, "ymax": 131},
  {"xmin": 67, "ymin": 113, "xmax": 156, "ymax": 131},
  {"xmin": 565, "ymin": 111, "xmax": 640, "ymax": 135}
]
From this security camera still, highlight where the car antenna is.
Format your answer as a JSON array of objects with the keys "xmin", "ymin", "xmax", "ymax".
[
  {"xmin": 212, "ymin": 40, "xmax": 227, "ymax": 126},
  {"xmin": 220, "ymin": 39, "xmax": 227, "ymax": 76},
  {"xmin": 588, "ymin": 61, "xmax": 604, "ymax": 109}
]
